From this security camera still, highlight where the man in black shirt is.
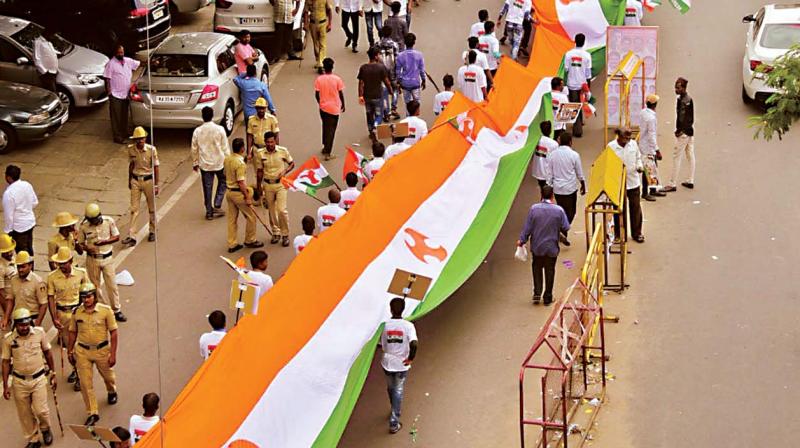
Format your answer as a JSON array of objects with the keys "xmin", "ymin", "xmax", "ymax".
[
  {"xmin": 358, "ymin": 47, "xmax": 394, "ymax": 142},
  {"xmin": 664, "ymin": 77, "xmax": 695, "ymax": 191}
]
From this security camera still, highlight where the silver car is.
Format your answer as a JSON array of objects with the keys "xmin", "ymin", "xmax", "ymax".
[
  {"xmin": 130, "ymin": 32, "xmax": 270, "ymax": 135},
  {"xmin": 170, "ymin": 0, "xmax": 212, "ymax": 14},
  {"xmin": 0, "ymin": 16, "xmax": 108, "ymax": 108}
]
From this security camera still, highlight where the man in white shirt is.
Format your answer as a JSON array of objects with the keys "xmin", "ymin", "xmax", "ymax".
[
  {"xmin": 340, "ymin": 173, "xmax": 362, "ymax": 210},
  {"xmin": 433, "ymin": 74, "xmax": 454, "ymax": 116},
  {"xmin": 365, "ymin": 142, "xmax": 386, "ymax": 181},
  {"xmin": 550, "ymin": 77, "xmax": 570, "ymax": 141},
  {"xmin": 199, "ymin": 310, "xmax": 227, "ymax": 360},
  {"xmin": 607, "ymin": 128, "xmax": 645, "ymax": 243},
  {"xmin": 464, "ymin": 36, "xmax": 492, "ymax": 90},
  {"xmin": 624, "ymin": 0, "xmax": 644, "ymax": 26},
  {"xmin": 563, "ymin": 33, "xmax": 592, "ymax": 137},
  {"xmin": 380, "ymin": 297, "xmax": 418, "ymax": 434},
  {"xmin": 457, "ymin": 51, "xmax": 488, "ymax": 103},
  {"xmin": 478, "ymin": 21, "xmax": 501, "ymax": 76},
  {"xmin": 497, "ymin": 0, "xmax": 532, "ymax": 60},
  {"xmin": 638, "ymin": 94, "xmax": 666, "ymax": 200},
  {"xmin": 385, "ymin": 134, "xmax": 411, "ymax": 160},
  {"xmin": 532, "ymin": 121, "xmax": 558, "ymax": 188},
  {"xmin": 400, "ymin": 100, "xmax": 427, "ymax": 145},
  {"xmin": 335, "ymin": 0, "xmax": 363, "ymax": 52},
  {"xmin": 129, "ymin": 393, "xmax": 160, "ymax": 445},
  {"xmin": 363, "ymin": 0, "xmax": 383, "ymax": 47},
  {"xmin": 191, "ymin": 107, "xmax": 231, "ymax": 220},
  {"xmin": 3, "ymin": 165, "xmax": 37, "ymax": 255},
  {"xmin": 245, "ymin": 250, "xmax": 274, "ymax": 313},
  {"xmin": 33, "ymin": 30, "xmax": 59, "ymax": 92},
  {"xmin": 293, "ymin": 215, "xmax": 316, "ymax": 255},
  {"xmin": 317, "ymin": 189, "xmax": 346, "ymax": 232},
  {"xmin": 470, "ymin": 9, "xmax": 488, "ymax": 37},
  {"xmin": 546, "ymin": 132, "xmax": 585, "ymax": 244}
]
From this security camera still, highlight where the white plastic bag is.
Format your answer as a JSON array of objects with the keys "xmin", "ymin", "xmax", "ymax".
[
  {"xmin": 514, "ymin": 245, "xmax": 528, "ymax": 262},
  {"xmin": 115, "ymin": 270, "xmax": 135, "ymax": 286}
]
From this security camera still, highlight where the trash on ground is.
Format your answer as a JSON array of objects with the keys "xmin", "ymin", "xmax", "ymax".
[{"xmin": 115, "ymin": 270, "xmax": 134, "ymax": 286}]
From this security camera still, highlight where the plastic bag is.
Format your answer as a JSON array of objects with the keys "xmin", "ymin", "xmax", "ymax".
[{"xmin": 514, "ymin": 245, "xmax": 528, "ymax": 262}]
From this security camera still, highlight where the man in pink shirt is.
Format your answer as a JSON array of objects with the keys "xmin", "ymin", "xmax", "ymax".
[
  {"xmin": 314, "ymin": 57, "xmax": 345, "ymax": 161},
  {"xmin": 102, "ymin": 45, "xmax": 140, "ymax": 144},
  {"xmin": 234, "ymin": 30, "xmax": 259, "ymax": 74}
]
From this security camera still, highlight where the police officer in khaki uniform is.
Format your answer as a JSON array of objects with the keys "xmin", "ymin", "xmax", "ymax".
[
  {"xmin": 246, "ymin": 97, "xmax": 280, "ymax": 162},
  {"xmin": 223, "ymin": 138, "xmax": 264, "ymax": 253},
  {"xmin": 76, "ymin": 203, "xmax": 125, "ymax": 322},
  {"xmin": 47, "ymin": 212, "xmax": 78, "ymax": 272},
  {"xmin": 2, "ymin": 251, "xmax": 47, "ymax": 330},
  {"xmin": 305, "ymin": 0, "xmax": 333, "ymax": 73},
  {"xmin": 67, "ymin": 283, "xmax": 118, "ymax": 427},
  {"xmin": 47, "ymin": 246, "xmax": 88, "ymax": 391},
  {"xmin": 122, "ymin": 127, "xmax": 159, "ymax": 247},
  {"xmin": 255, "ymin": 131, "xmax": 295, "ymax": 247},
  {"xmin": 0, "ymin": 233, "xmax": 17, "ymax": 323},
  {"xmin": 2, "ymin": 308, "xmax": 56, "ymax": 448}
]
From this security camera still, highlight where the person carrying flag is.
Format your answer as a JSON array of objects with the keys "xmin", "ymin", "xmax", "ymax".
[{"xmin": 365, "ymin": 142, "xmax": 386, "ymax": 181}]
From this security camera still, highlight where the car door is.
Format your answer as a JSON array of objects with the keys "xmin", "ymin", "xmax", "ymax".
[
  {"xmin": 215, "ymin": 43, "xmax": 240, "ymax": 110},
  {"xmin": 0, "ymin": 37, "xmax": 38, "ymax": 86}
]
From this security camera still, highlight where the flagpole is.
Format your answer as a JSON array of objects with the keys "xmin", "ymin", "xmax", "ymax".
[
  {"xmin": 307, "ymin": 194, "xmax": 327, "ymax": 205},
  {"xmin": 331, "ymin": 179, "xmax": 342, "ymax": 191}
]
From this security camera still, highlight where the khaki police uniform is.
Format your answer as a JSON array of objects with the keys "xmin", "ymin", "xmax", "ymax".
[
  {"xmin": 254, "ymin": 146, "xmax": 293, "ymax": 237},
  {"xmin": 8, "ymin": 272, "xmax": 47, "ymax": 322},
  {"xmin": 47, "ymin": 267, "xmax": 88, "ymax": 333},
  {"xmin": 69, "ymin": 303, "xmax": 117, "ymax": 416},
  {"xmin": 2, "ymin": 327, "xmax": 52, "ymax": 443},
  {"xmin": 247, "ymin": 114, "xmax": 280, "ymax": 163},
  {"xmin": 47, "ymin": 232, "xmax": 75, "ymax": 267},
  {"xmin": 223, "ymin": 154, "xmax": 258, "ymax": 249},
  {"xmin": 128, "ymin": 143, "xmax": 159, "ymax": 237},
  {"xmin": 77, "ymin": 217, "xmax": 121, "ymax": 312},
  {"xmin": 306, "ymin": 0, "xmax": 330, "ymax": 69},
  {"xmin": 0, "ymin": 256, "xmax": 16, "ymax": 318}
]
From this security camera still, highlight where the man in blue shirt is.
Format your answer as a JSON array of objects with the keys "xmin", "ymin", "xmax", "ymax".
[
  {"xmin": 517, "ymin": 185, "xmax": 570, "ymax": 305},
  {"xmin": 395, "ymin": 33, "xmax": 426, "ymax": 115},
  {"xmin": 233, "ymin": 64, "xmax": 276, "ymax": 125}
]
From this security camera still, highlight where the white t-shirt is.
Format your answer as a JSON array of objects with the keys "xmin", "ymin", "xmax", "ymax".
[
  {"xmin": 457, "ymin": 64, "xmax": 487, "ymax": 103},
  {"xmin": 564, "ymin": 47, "xmax": 592, "ymax": 90},
  {"xmin": 380, "ymin": 318, "xmax": 418, "ymax": 372},
  {"xmin": 199, "ymin": 330, "xmax": 226, "ymax": 360},
  {"xmin": 532, "ymin": 135, "xmax": 559, "ymax": 180},
  {"xmin": 293, "ymin": 234, "xmax": 314, "ymax": 254},
  {"xmin": 433, "ymin": 90, "xmax": 454, "ymax": 115},
  {"xmin": 478, "ymin": 33, "xmax": 501, "ymax": 70},
  {"xmin": 385, "ymin": 142, "xmax": 411, "ymax": 160},
  {"xmin": 462, "ymin": 49, "xmax": 489, "ymax": 71},
  {"xmin": 317, "ymin": 203, "xmax": 346, "ymax": 232},
  {"xmin": 551, "ymin": 89, "xmax": 570, "ymax": 131},
  {"xmin": 129, "ymin": 415, "xmax": 160, "ymax": 445},
  {"xmin": 339, "ymin": 187, "xmax": 361, "ymax": 210},
  {"xmin": 365, "ymin": 157, "xmax": 385, "ymax": 181},
  {"xmin": 469, "ymin": 21, "xmax": 486, "ymax": 37},
  {"xmin": 504, "ymin": 0, "xmax": 532, "ymax": 25},
  {"xmin": 395, "ymin": 0, "xmax": 408, "ymax": 16},
  {"xmin": 400, "ymin": 116, "xmax": 428, "ymax": 145},
  {"xmin": 624, "ymin": 0, "xmax": 643, "ymax": 26}
]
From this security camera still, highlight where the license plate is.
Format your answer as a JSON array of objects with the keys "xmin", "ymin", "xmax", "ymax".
[
  {"xmin": 240, "ymin": 17, "xmax": 265, "ymax": 24},
  {"xmin": 152, "ymin": 7, "xmax": 164, "ymax": 20},
  {"xmin": 61, "ymin": 112, "xmax": 69, "ymax": 124},
  {"xmin": 155, "ymin": 95, "xmax": 184, "ymax": 104}
]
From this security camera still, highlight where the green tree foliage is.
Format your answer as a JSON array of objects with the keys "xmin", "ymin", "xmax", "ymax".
[{"xmin": 750, "ymin": 44, "xmax": 800, "ymax": 141}]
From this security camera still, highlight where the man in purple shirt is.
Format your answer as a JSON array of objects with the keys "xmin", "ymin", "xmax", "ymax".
[
  {"xmin": 395, "ymin": 33, "xmax": 425, "ymax": 115},
  {"xmin": 517, "ymin": 185, "xmax": 570, "ymax": 305},
  {"xmin": 103, "ymin": 45, "xmax": 140, "ymax": 144}
]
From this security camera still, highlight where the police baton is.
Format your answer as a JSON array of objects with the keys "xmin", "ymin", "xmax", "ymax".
[
  {"xmin": 50, "ymin": 376, "xmax": 65, "ymax": 436},
  {"xmin": 425, "ymin": 72, "xmax": 441, "ymax": 93},
  {"xmin": 248, "ymin": 205, "xmax": 275, "ymax": 237}
]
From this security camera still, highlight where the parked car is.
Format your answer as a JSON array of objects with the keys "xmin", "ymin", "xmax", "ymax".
[
  {"xmin": 0, "ymin": 0, "xmax": 171, "ymax": 56},
  {"xmin": 0, "ymin": 80, "xmax": 68, "ymax": 153},
  {"xmin": 741, "ymin": 4, "xmax": 800, "ymax": 104},
  {"xmin": 0, "ymin": 16, "xmax": 108, "ymax": 109},
  {"xmin": 130, "ymin": 32, "xmax": 270, "ymax": 135},
  {"xmin": 213, "ymin": 0, "xmax": 306, "ymax": 57},
  {"xmin": 170, "ymin": 0, "xmax": 212, "ymax": 14}
]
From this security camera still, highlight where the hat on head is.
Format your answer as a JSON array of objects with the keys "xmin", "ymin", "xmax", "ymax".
[
  {"xmin": 50, "ymin": 246, "xmax": 73, "ymax": 264},
  {"xmin": 52, "ymin": 211, "xmax": 79, "ymax": 228},
  {"xmin": 646, "ymin": 94, "xmax": 660, "ymax": 104},
  {"xmin": 0, "ymin": 234, "xmax": 15, "ymax": 254},
  {"xmin": 85, "ymin": 203, "xmax": 101, "ymax": 219},
  {"xmin": 254, "ymin": 97, "xmax": 268, "ymax": 108},
  {"xmin": 79, "ymin": 282, "xmax": 97, "ymax": 297},
  {"xmin": 130, "ymin": 126, "xmax": 148, "ymax": 139},
  {"xmin": 14, "ymin": 251, "xmax": 32, "ymax": 266},
  {"xmin": 11, "ymin": 308, "xmax": 31, "ymax": 323}
]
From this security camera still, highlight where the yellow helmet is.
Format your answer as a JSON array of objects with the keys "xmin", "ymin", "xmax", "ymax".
[
  {"xmin": 52, "ymin": 211, "xmax": 79, "ymax": 228},
  {"xmin": 85, "ymin": 203, "xmax": 101, "ymax": 219},
  {"xmin": 0, "ymin": 233, "xmax": 15, "ymax": 254},
  {"xmin": 50, "ymin": 246, "xmax": 73, "ymax": 264},
  {"xmin": 130, "ymin": 126, "xmax": 148, "ymax": 139},
  {"xmin": 14, "ymin": 251, "xmax": 32, "ymax": 265},
  {"xmin": 254, "ymin": 97, "xmax": 268, "ymax": 108},
  {"xmin": 11, "ymin": 308, "xmax": 31, "ymax": 322},
  {"xmin": 79, "ymin": 282, "xmax": 96, "ymax": 297}
]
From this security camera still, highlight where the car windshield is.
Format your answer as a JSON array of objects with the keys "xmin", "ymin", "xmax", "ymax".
[
  {"xmin": 760, "ymin": 23, "xmax": 800, "ymax": 49},
  {"xmin": 149, "ymin": 54, "xmax": 208, "ymax": 77},
  {"xmin": 11, "ymin": 23, "xmax": 74, "ymax": 55}
]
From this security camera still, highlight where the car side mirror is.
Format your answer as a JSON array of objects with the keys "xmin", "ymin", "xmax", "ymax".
[
  {"xmin": 15, "ymin": 56, "xmax": 29, "ymax": 65},
  {"xmin": 742, "ymin": 14, "xmax": 755, "ymax": 23}
]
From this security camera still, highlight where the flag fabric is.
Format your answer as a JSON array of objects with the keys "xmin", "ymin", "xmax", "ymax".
[
  {"xmin": 343, "ymin": 146, "xmax": 369, "ymax": 184},
  {"xmin": 281, "ymin": 156, "xmax": 335, "ymax": 197},
  {"xmin": 669, "ymin": 0, "xmax": 690, "ymax": 14},
  {"xmin": 642, "ymin": 0, "xmax": 661, "ymax": 12}
]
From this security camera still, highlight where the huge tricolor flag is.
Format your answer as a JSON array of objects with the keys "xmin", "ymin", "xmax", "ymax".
[{"xmin": 138, "ymin": 61, "xmax": 554, "ymax": 447}]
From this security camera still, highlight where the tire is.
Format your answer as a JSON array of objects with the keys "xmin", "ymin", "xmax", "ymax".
[
  {"xmin": 0, "ymin": 123, "xmax": 18, "ymax": 154},
  {"xmin": 56, "ymin": 87, "xmax": 73, "ymax": 111},
  {"xmin": 742, "ymin": 85, "xmax": 754, "ymax": 104},
  {"xmin": 261, "ymin": 64, "xmax": 270, "ymax": 87},
  {"xmin": 221, "ymin": 101, "xmax": 235, "ymax": 136}
]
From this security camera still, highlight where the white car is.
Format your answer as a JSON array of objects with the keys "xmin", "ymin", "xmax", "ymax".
[
  {"xmin": 213, "ymin": 0, "xmax": 306, "ymax": 59},
  {"xmin": 741, "ymin": 4, "xmax": 800, "ymax": 104},
  {"xmin": 170, "ymin": 0, "xmax": 212, "ymax": 14}
]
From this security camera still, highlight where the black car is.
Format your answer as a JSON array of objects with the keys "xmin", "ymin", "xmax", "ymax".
[
  {"xmin": 0, "ymin": 80, "xmax": 68, "ymax": 153},
  {"xmin": 0, "ymin": 0, "xmax": 171, "ymax": 56}
]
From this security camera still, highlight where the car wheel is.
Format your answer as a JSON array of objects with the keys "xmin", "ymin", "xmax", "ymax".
[
  {"xmin": 222, "ymin": 101, "xmax": 235, "ymax": 136},
  {"xmin": 0, "ymin": 123, "xmax": 18, "ymax": 154},
  {"xmin": 741, "ymin": 86, "xmax": 754, "ymax": 105},
  {"xmin": 261, "ymin": 64, "xmax": 270, "ymax": 87},
  {"xmin": 56, "ymin": 87, "xmax": 73, "ymax": 110}
]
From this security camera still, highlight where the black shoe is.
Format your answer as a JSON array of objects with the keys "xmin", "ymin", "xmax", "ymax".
[
  {"xmin": 642, "ymin": 195, "xmax": 656, "ymax": 202},
  {"xmin": 108, "ymin": 392, "xmax": 118, "ymax": 405},
  {"xmin": 652, "ymin": 191, "xmax": 667, "ymax": 197},
  {"xmin": 681, "ymin": 182, "xmax": 694, "ymax": 189},
  {"xmin": 662, "ymin": 185, "xmax": 677, "ymax": 192},
  {"xmin": 270, "ymin": 235, "xmax": 280, "ymax": 244},
  {"xmin": 42, "ymin": 429, "xmax": 53, "ymax": 446},
  {"xmin": 345, "ymin": 37, "xmax": 352, "ymax": 47},
  {"xmin": 25, "ymin": 442, "xmax": 41, "ymax": 448},
  {"xmin": 351, "ymin": 47, "xmax": 358, "ymax": 53},
  {"xmin": 389, "ymin": 422, "xmax": 403, "ymax": 434},
  {"xmin": 148, "ymin": 232, "xmax": 156, "ymax": 242},
  {"xmin": 227, "ymin": 244, "xmax": 243, "ymax": 253},
  {"xmin": 543, "ymin": 300, "xmax": 553, "ymax": 306},
  {"xmin": 205, "ymin": 213, "xmax": 214, "ymax": 220},
  {"xmin": 281, "ymin": 236, "xmax": 290, "ymax": 247},
  {"xmin": 121, "ymin": 236, "xmax": 136, "ymax": 247},
  {"xmin": 559, "ymin": 234, "xmax": 571, "ymax": 246},
  {"xmin": 244, "ymin": 241, "xmax": 264, "ymax": 248},
  {"xmin": 84, "ymin": 414, "xmax": 99, "ymax": 426},
  {"xmin": 634, "ymin": 235, "xmax": 645, "ymax": 243},
  {"xmin": 114, "ymin": 311, "xmax": 127, "ymax": 322},
  {"xmin": 499, "ymin": 36, "xmax": 507, "ymax": 45},
  {"xmin": 532, "ymin": 295, "xmax": 541, "ymax": 304},
  {"xmin": 73, "ymin": 378, "xmax": 81, "ymax": 392},
  {"xmin": 212, "ymin": 208, "xmax": 225, "ymax": 218},
  {"xmin": 67, "ymin": 370, "xmax": 77, "ymax": 384},
  {"xmin": 287, "ymin": 54, "xmax": 303, "ymax": 61}
]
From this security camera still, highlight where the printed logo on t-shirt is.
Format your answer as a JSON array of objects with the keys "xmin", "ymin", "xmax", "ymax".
[
  {"xmin": 386, "ymin": 329, "xmax": 405, "ymax": 344},
  {"xmin": 343, "ymin": 199, "xmax": 356, "ymax": 210},
  {"xmin": 552, "ymin": 98, "xmax": 561, "ymax": 112},
  {"xmin": 441, "ymin": 100, "xmax": 450, "ymax": 108},
  {"xmin": 207, "ymin": 344, "xmax": 218, "ymax": 354},
  {"xmin": 298, "ymin": 244, "xmax": 306, "ymax": 252},
  {"xmin": 625, "ymin": 7, "xmax": 637, "ymax": 17},
  {"xmin": 321, "ymin": 214, "xmax": 337, "ymax": 227},
  {"xmin": 134, "ymin": 429, "xmax": 147, "ymax": 442},
  {"xmin": 408, "ymin": 127, "xmax": 417, "ymax": 138},
  {"xmin": 513, "ymin": 0, "xmax": 524, "ymax": 8},
  {"xmin": 478, "ymin": 43, "xmax": 489, "ymax": 53},
  {"xmin": 570, "ymin": 56, "xmax": 583, "ymax": 68},
  {"xmin": 464, "ymin": 71, "xmax": 477, "ymax": 83},
  {"xmin": 535, "ymin": 145, "xmax": 549, "ymax": 158}
]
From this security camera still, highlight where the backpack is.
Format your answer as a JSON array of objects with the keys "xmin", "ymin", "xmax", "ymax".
[{"xmin": 376, "ymin": 39, "xmax": 398, "ymax": 80}]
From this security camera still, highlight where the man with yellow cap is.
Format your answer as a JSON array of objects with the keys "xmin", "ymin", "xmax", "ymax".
[
  {"xmin": 2, "ymin": 251, "xmax": 47, "ymax": 330},
  {"xmin": 246, "ymin": 97, "xmax": 280, "ymax": 164},
  {"xmin": 639, "ymin": 93, "xmax": 666, "ymax": 200},
  {"xmin": 122, "ymin": 127, "xmax": 159, "ymax": 247},
  {"xmin": 47, "ymin": 211, "xmax": 78, "ymax": 271},
  {"xmin": 0, "ymin": 233, "xmax": 17, "ymax": 322},
  {"xmin": 47, "ymin": 246, "xmax": 88, "ymax": 391},
  {"xmin": 76, "ymin": 203, "xmax": 124, "ymax": 322},
  {"xmin": 2, "ymin": 308, "xmax": 56, "ymax": 448},
  {"xmin": 67, "ymin": 282, "xmax": 118, "ymax": 427}
]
